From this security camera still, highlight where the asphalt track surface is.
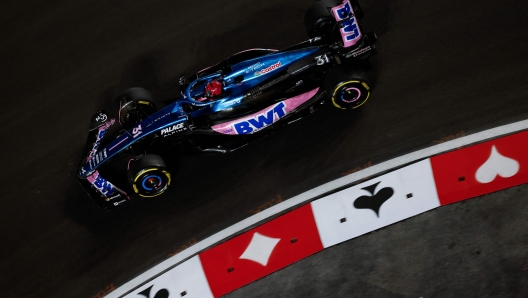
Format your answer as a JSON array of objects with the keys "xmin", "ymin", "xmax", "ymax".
[{"xmin": 1, "ymin": 0, "xmax": 528, "ymax": 297}]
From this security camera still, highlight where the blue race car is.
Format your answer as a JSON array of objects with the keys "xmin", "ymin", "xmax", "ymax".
[{"xmin": 77, "ymin": 0, "xmax": 377, "ymax": 210}]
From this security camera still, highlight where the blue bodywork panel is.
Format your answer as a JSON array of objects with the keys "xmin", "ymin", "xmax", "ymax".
[
  {"xmin": 177, "ymin": 47, "xmax": 319, "ymax": 115},
  {"xmin": 78, "ymin": 47, "xmax": 319, "ymax": 178}
]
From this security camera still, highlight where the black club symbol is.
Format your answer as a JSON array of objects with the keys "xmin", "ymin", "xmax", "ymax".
[{"xmin": 138, "ymin": 285, "xmax": 169, "ymax": 298}]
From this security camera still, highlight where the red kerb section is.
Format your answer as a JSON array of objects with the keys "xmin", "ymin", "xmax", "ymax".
[
  {"xmin": 431, "ymin": 130, "xmax": 528, "ymax": 205},
  {"xmin": 199, "ymin": 204, "xmax": 323, "ymax": 297}
]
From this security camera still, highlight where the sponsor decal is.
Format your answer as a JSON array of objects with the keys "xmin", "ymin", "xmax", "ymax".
[
  {"xmin": 113, "ymin": 199, "xmax": 126, "ymax": 206},
  {"xmin": 232, "ymin": 102, "xmax": 286, "ymax": 134},
  {"xmin": 254, "ymin": 61, "xmax": 281, "ymax": 76},
  {"xmin": 89, "ymin": 171, "xmax": 116, "ymax": 197},
  {"xmin": 220, "ymin": 98, "xmax": 242, "ymax": 108},
  {"xmin": 346, "ymin": 45, "xmax": 372, "ymax": 58},
  {"xmin": 309, "ymin": 36, "xmax": 322, "ymax": 43},
  {"xmin": 178, "ymin": 75, "xmax": 186, "ymax": 85},
  {"xmin": 160, "ymin": 122, "xmax": 187, "ymax": 137},
  {"xmin": 105, "ymin": 193, "xmax": 121, "ymax": 202},
  {"xmin": 95, "ymin": 112, "xmax": 107, "ymax": 123},
  {"xmin": 89, "ymin": 149, "xmax": 108, "ymax": 169},
  {"xmin": 332, "ymin": 0, "xmax": 362, "ymax": 47},
  {"xmin": 132, "ymin": 124, "xmax": 142, "ymax": 138},
  {"xmin": 245, "ymin": 62, "xmax": 264, "ymax": 74},
  {"xmin": 88, "ymin": 120, "xmax": 114, "ymax": 159},
  {"xmin": 211, "ymin": 88, "xmax": 319, "ymax": 135},
  {"xmin": 146, "ymin": 112, "xmax": 170, "ymax": 128}
]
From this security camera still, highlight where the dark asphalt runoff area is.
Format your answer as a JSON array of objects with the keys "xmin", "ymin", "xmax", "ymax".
[{"xmin": 0, "ymin": 0, "xmax": 527, "ymax": 297}]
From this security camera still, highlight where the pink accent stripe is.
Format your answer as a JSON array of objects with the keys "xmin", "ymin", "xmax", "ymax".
[
  {"xmin": 109, "ymin": 136, "xmax": 129, "ymax": 151},
  {"xmin": 86, "ymin": 170, "xmax": 99, "ymax": 184},
  {"xmin": 211, "ymin": 88, "xmax": 319, "ymax": 135}
]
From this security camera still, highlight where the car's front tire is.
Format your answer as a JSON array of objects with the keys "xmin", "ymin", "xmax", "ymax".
[
  {"xmin": 118, "ymin": 87, "xmax": 157, "ymax": 129},
  {"xmin": 128, "ymin": 154, "xmax": 171, "ymax": 198}
]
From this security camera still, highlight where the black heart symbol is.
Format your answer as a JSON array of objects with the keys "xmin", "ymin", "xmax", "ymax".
[{"xmin": 353, "ymin": 181, "xmax": 394, "ymax": 217}]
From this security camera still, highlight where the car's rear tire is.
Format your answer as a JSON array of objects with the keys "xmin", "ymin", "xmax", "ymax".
[
  {"xmin": 325, "ymin": 66, "xmax": 371, "ymax": 110},
  {"xmin": 118, "ymin": 87, "xmax": 157, "ymax": 129},
  {"xmin": 128, "ymin": 154, "xmax": 171, "ymax": 198},
  {"xmin": 304, "ymin": 0, "xmax": 340, "ymax": 38}
]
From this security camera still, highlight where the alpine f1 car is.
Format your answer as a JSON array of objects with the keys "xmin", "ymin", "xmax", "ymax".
[{"xmin": 77, "ymin": 0, "xmax": 378, "ymax": 211}]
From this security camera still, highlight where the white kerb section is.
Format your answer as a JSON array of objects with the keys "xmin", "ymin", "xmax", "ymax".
[
  {"xmin": 125, "ymin": 256, "xmax": 213, "ymax": 298},
  {"xmin": 107, "ymin": 120, "xmax": 528, "ymax": 297},
  {"xmin": 311, "ymin": 159, "xmax": 441, "ymax": 248}
]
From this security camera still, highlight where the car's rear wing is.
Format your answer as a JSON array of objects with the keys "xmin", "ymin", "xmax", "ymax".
[
  {"xmin": 332, "ymin": 0, "xmax": 363, "ymax": 48},
  {"xmin": 329, "ymin": 0, "xmax": 377, "ymax": 60}
]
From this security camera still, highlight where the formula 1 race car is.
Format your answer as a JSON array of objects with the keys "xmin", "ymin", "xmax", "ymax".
[{"xmin": 77, "ymin": 0, "xmax": 377, "ymax": 211}]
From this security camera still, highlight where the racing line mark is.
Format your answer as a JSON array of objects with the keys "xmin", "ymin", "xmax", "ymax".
[
  {"xmin": 92, "ymin": 283, "xmax": 115, "ymax": 298},
  {"xmin": 167, "ymin": 238, "xmax": 198, "ymax": 257},
  {"xmin": 342, "ymin": 161, "xmax": 372, "ymax": 176},
  {"xmin": 249, "ymin": 195, "xmax": 283, "ymax": 214},
  {"xmin": 432, "ymin": 131, "xmax": 465, "ymax": 144}
]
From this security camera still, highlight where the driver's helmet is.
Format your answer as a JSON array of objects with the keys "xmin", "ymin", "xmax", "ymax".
[{"xmin": 205, "ymin": 80, "xmax": 223, "ymax": 98}]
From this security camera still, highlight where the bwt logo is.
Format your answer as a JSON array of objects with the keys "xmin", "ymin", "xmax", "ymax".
[
  {"xmin": 93, "ymin": 175, "xmax": 115, "ymax": 196},
  {"xmin": 335, "ymin": 1, "xmax": 360, "ymax": 42},
  {"xmin": 233, "ymin": 102, "xmax": 286, "ymax": 134}
]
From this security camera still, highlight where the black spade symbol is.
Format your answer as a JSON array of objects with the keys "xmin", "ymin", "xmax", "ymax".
[
  {"xmin": 138, "ymin": 285, "xmax": 170, "ymax": 298},
  {"xmin": 353, "ymin": 181, "xmax": 394, "ymax": 217}
]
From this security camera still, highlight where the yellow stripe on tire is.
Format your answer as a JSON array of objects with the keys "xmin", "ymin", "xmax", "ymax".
[
  {"xmin": 331, "ymin": 80, "xmax": 371, "ymax": 109},
  {"xmin": 132, "ymin": 167, "xmax": 171, "ymax": 198}
]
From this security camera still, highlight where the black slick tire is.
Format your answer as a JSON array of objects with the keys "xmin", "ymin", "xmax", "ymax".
[
  {"xmin": 304, "ymin": 0, "xmax": 341, "ymax": 38},
  {"xmin": 325, "ymin": 66, "xmax": 371, "ymax": 110},
  {"xmin": 128, "ymin": 154, "xmax": 171, "ymax": 198},
  {"xmin": 118, "ymin": 87, "xmax": 157, "ymax": 129}
]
